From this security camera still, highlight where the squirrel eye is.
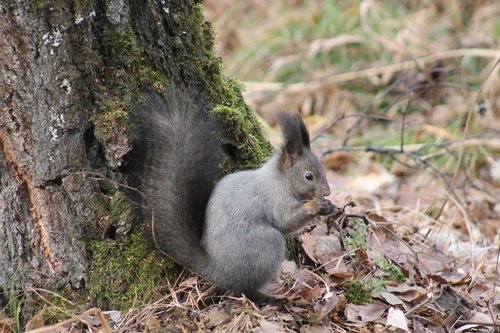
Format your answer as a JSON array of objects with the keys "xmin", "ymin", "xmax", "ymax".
[{"xmin": 304, "ymin": 172, "xmax": 314, "ymax": 181}]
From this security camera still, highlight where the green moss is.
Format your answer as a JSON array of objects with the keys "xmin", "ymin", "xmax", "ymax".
[
  {"xmin": 91, "ymin": 23, "xmax": 165, "ymax": 145},
  {"xmin": 368, "ymin": 276, "xmax": 387, "ymax": 292},
  {"xmin": 88, "ymin": 231, "xmax": 167, "ymax": 310},
  {"xmin": 343, "ymin": 218, "xmax": 368, "ymax": 251},
  {"xmin": 211, "ymin": 78, "xmax": 272, "ymax": 171},
  {"xmin": 109, "ymin": 191, "xmax": 132, "ymax": 225},
  {"xmin": 37, "ymin": 287, "xmax": 88, "ymax": 325},
  {"xmin": 165, "ymin": 2, "xmax": 272, "ymax": 171},
  {"xmin": 344, "ymin": 279, "xmax": 372, "ymax": 305},
  {"xmin": 87, "ymin": 189, "xmax": 166, "ymax": 309},
  {"xmin": 92, "ymin": 100, "xmax": 132, "ymax": 141},
  {"xmin": 88, "ymin": 3, "xmax": 271, "ymax": 172},
  {"xmin": 378, "ymin": 258, "xmax": 406, "ymax": 284}
]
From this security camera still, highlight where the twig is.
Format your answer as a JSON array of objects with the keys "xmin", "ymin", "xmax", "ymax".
[
  {"xmin": 454, "ymin": 320, "xmax": 499, "ymax": 327},
  {"xmin": 311, "ymin": 112, "xmax": 413, "ymax": 142},
  {"xmin": 321, "ymin": 138, "xmax": 500, "ymax": 157},
  {"xmin": 244, "ymin": 48, "xmax": 500, "ymax": 90},
  {"xmin": 24, "ymin": 308, "xmax": 111, "ymax": 333}
]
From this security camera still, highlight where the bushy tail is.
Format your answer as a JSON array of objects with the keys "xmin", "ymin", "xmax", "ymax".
[{"xmin": 129, "ymin": 90, "xmax": 222, "ymax": 274}]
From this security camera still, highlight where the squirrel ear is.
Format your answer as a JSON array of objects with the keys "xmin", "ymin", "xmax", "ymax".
[{"xmin": 277, "ymin": 112, "xmax": 311, "ymax": 170}]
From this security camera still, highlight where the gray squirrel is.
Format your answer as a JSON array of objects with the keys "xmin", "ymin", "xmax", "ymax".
[{"xmin": 130, "ymin": 91, "xmax": 334, "ymax": 303}]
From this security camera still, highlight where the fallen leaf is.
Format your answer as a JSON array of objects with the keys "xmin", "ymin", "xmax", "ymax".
[
  {"xmin": 25, "ymin": 308, "xmax": 45, "ymax": 330},
  {"xmin": 413, "ymin": 306, "xmax": 445, "ymax": 326},
  {"xmin": 322, "ymin": 151, "xmax": 353, "ymax": 171},
  {"xmin": 350, "ymin": 158, "xmax": 397, "ymax": 197},
  {"xmin": 378, "ymin": 291, "xmax": 404, "ymax": 306},
  {"xmin": 345, "ymin": 302, "xmax": 387, "ymax": 322},
  {"xmin": 454, "ymin": 311, "xmax": 494, "ymax": 333},
  {"xmin": 365, "ymin": 212, "xmax": 388, "ymax": 223},
  {"xmin": 429, "ymin": 271, "xmax": 470, "ymax": 285},
  {"xmin": 301, "ymin": 232, "xmax": 319, "ymax": 263},
  {"xmin": 255, "ymin": 319, "xmax": 283, "ymax": 333},
  {"xmin": 300, "ymin": 224, "xmax": 343, "ymax": 265},
  {"xmin": 417, "ymin": 249, "xmax": 453, "ymax": 274},
  {"xmin": 326, "ymin": 260, "xmax": 353, "ymax": 280},
  {"xmin": 313, "ymin": 292, "xmax": 339, "ymax": 320},
  {"xmin": 280, "ymin": 260, "xmax": 298, "ymax": 275},
  {"xmin": 179, "ymin": 276, "xmax": 199, "ymax": 288},
  {"xmin": 385, "ymin": 285, "xmax": 427, "ymax": 303},
  {"xmin": 291, "ymin": 268, "xmax": 316, "ymax": 286},
  {"xmin": 0, "ymin": 315, "xmax": 15, "ymax": 333},
  {"xmin": 385, "ymin": 307, "xmax": 410, "ymax": 332},
  {"xmin": 203, "ymin": 307, "xmax": 230, "ymax": 329},
  {"xmin": 142, "ymin": 314, "xmax": 160, "ymax": 331},
  {"xmin": 299, "ymin": 325, "xmax": 332, "ymax": 333},
  {"xmin": 295, "ymin": 284, "xmax": 322, "ymax": 302},
  {"xmin": 356, "ymin": 247, "xmax": 372, "ymax": 269}
]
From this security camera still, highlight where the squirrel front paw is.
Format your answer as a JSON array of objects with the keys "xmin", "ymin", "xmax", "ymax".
[
  {"xmin": 317, "ymin": 198, "xmax": 335, "ymax": 216},
  {"xmin": 304, "ymin": 198, "xmax": 335, "ymax": 216}
]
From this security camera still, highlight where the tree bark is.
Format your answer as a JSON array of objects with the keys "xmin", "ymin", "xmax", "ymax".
[{"xmin": 0, "ymin": 0, "xmax": 270, "ymax": 315}]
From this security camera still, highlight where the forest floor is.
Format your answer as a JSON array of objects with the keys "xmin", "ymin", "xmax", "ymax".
[{"xmin": 12, "ymin": 1, "xmax": 500, "ymax": 332}]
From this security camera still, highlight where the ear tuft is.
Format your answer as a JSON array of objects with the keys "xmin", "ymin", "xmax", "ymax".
[{"xmin": 277, "ymin": 112, "xmax": 311, "ymax": 156}]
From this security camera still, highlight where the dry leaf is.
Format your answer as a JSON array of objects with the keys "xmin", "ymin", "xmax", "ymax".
[
  {"xmin": 255, "ymin": 319, "xmax": 283, "ymax": 333},
  {"xmin": 300, "ymin": 232, "xmax": 318, "ymax": 262},
  {"xmin": 179, "ymin": 276, "xmax": 199, "ymax": 288},
  {"xmin": 345, "ymin": 302, "xmax": 387, "ymax": 323},
  {"xmin": 385, "ymin": 307, "xmax": 410, "ymax": 332},
  {"xmin": 299, "ymin": 325, "xmax": 332, "ymax": 333},
  {"xmin": 295, "ymin": 284, "xmax": 322, "ymax": 302},
  {"xmin": 203, "ymin": 307, "xmax": 230, "ymax": 329},
  {"xmin": 429, "ymin": 271, "xmax": 470, "ymax": 285},
  {"xmin": 0, "ymin": 316, "xmax": 15, "ymax": 333},
  {"xmin": 379, "ymin": 291, "xmax": 404, "ymax": 306},
  {"xmin": 322, "ymin": 151, "xmax": 353, "ymax": 171},
  {"xmin": 313, "ymin": 292, "xmax": 339, "ymax": 320},
  {"xmin": 292, "ymin": 269, "xmax": 316, "ymax": 286},
  {"xmin": 385, "ymin": 285, "xmax": 427, "ymax": 303},
  {"xmin": 24, "ymin": 308, "xmax": 45, "ymax": 331},
  {"xmin": 356, "ymin": 247, "xmax": 372, "ymax": 269},
  {"xmin": 280, "ymin": 260, "xmax": 298, "ymax": 275},
  {"xmin": 142, "ymin": 314, "xmax": 160, "ymax": 331},
  {"xmin": 350, "ymin": 159, "xmax": 397, "ymax": 197}
]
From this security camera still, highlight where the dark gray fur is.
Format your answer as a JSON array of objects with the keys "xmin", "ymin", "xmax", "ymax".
[{"xmin": 132, "ymin": 92, "xmax": 333, "ymax": 303}]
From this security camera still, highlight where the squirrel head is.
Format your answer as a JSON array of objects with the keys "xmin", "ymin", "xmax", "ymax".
[{"xmin": 276, "ymin": 112, "xmax": 331, "ymax": 200}]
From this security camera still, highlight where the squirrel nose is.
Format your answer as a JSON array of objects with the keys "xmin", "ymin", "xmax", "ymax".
[{"xmin": 323, "ymin": 188, "xmax": 331, "ymax": 197}]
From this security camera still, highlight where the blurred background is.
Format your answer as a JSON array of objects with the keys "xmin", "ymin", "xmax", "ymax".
[{"xmin": 204, "ymin": 0, "xmax": 499, "ymax": 241}]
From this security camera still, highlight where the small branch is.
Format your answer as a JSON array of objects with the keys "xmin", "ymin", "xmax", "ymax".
[
  {"xmin": 321, "ymin": 138, "xmax": 500, "ymax": 157},
  {"xmin": 311, "ymin": 113, "xmax": 413, "ymax": 142},
  {"xmin": 24, "ymin": 308, "xmax": 111, "ymax": 333},
  {"xmin": 244, "ymin": 48, "xmax": 500, "ymax": 90}
]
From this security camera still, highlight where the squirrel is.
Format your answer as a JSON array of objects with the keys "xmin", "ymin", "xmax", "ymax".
[{"xmin": 129, "ymin": 90, "xmax": 334, "ymax": 303}]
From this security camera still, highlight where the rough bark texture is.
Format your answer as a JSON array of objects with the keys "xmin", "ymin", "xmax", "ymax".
[{"xmin": 0, "ymin": 0, "xmax": 270, "ymax": 314}]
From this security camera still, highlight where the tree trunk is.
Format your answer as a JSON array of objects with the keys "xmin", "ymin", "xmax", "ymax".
[{"xmin": 0, "ymin": 0, "xmax": 270, "ymax": 317}]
